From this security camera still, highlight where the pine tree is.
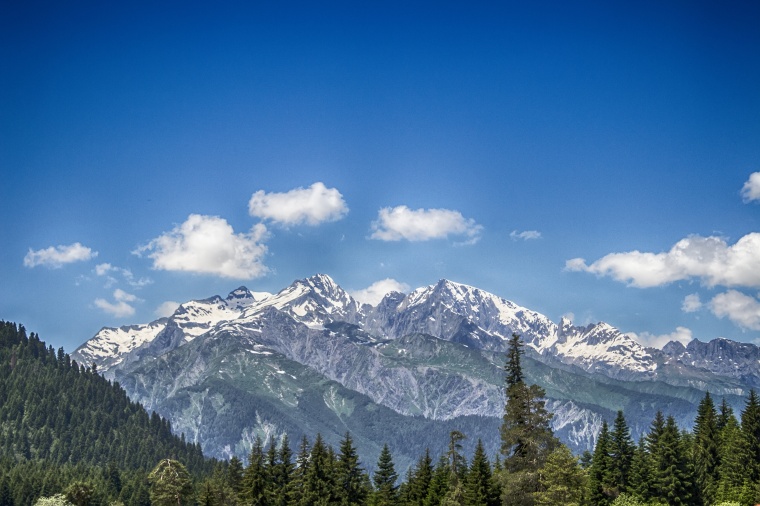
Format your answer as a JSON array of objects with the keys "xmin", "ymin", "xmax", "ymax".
[
  {"xmin": 407, "ymin": 449, "xmax": 433, "ymax": 506},
  {"xmin": 715, "ymin": 414, "xmax": 744, "ymax": 503},
  {"xmin": 274, "ymin": 435, "xmax": 294, "ymax": 506},
  {"xmin": 335, "ymin": 432, "xmax": 367, "ymax": 506},
  {"xmin": 424, "ymin": 457, "xmax": 450, "ymax": 506},
  {"xmin": 608, "ymin": 411, "xmax": 634, "ymax": 496},
  {"xmin": 373, "ymin": 444, "xmax": 399, "ymax": 506},
  {"xmin": 499, "ymin": 334, "xmax": 557, "ymax": 506},
  {"xmin": 655, "ymin": 416, "xmax": 691, "ymax": 506},
  {"xmin": 464, "ymin": 440, "xmax": 497, "ymax": 506},
  {"xmin": 228, "ymin": 455, "xmax": 245, "ymax": 497},
  {"xmin": 535, "ymin": 445, "xmax": 585, "ymax": 506},
  {"xmin": 147, "ymin": 459, "xmax": 194, "ymax": 506},
  {"xmin": 627, "ymin": 438, "xmax": 653, "ymax": 503},
  {"xmin": 692, "ymin": 392, "xmax": 720, "ymax": 505},
  {"xmin": 242, "ymin": 436, "xmax": 268, "ymax": 506},
  {"xmin": 587, "ymin": 421, "xmax": 613, "ymax": 506},
  {"xmin": 741, "ymin": 389, "xmax": 760, "ymax": 482},
  {"xmin": 300, "ymin": 434, "xmax": 336, "ymax": 506}
]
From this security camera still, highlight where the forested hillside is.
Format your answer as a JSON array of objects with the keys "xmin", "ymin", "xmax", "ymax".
[{"xmin": 0, "ymin": 321, "xmax": 210, "ymax": 505}]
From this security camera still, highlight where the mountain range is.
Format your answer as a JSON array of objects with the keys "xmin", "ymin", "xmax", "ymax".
[{"xmin": 72, "ymin": 274, "xmax": 760, "ymax": 469}]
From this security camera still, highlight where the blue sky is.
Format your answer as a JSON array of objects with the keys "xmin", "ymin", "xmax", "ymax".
[{"xmin": 2, "ymin": 1, "xmax": 760, "ymax": 353}]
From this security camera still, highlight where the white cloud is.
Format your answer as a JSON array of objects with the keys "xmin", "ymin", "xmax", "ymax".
[
  {"xmin": 248, "ymin": 182, "xmax": 348, "ymax": 226},
  {"xmin": 94, "ymin": 289, "xmax": 139, "ymax": 318},
  {"xmin": 565, "ymin": 233, "xmax": 760, "ymax": 288},
  {"xmin": 135, "ymin": 214, "xmax": 269, "ymax": 279},
  {"xmin": 627, "ymin": 326, "xmax": 694, "ymax": 349},
  {"xmin": 155, "ymin": 301, "xmax": 181, "ymax": 318},
  {"xmin": 710, "ymin": 290, "xmax": 760, "ymax": 331},
  {"xmin": 741, "ymin": 172, "xmax": 760, "ymax": 203},
  {"xmin": 94, "ymin": 263, "xmax": 152, "ymax": 288},
  {"xmin": 682, "ymin": 293, "xmax": 703, "ymax": 313},
  {"xmin": 24, "ymin": 242, "xmax": 97, "ymax": 268},
  {"xmin": 510, "ymin": 230, "xmax": 542, "ymax": 241},
  {"xmin": 350, "ymin": 278, "xmax": 411, "ymax": 306},
  {"xmin": 370, "ymin": 205, "xmax": 482, "ymax": 243}
]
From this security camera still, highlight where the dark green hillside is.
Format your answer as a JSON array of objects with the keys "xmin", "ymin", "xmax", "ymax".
[{"xmin": 0, "ymin": 321, "xmax": 213, "ymax": 505}]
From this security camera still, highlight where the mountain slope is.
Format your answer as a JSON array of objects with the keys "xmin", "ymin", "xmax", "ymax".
[{"xmin": 73, "ymin": 274, "xmax": 760, "ymax": 462}]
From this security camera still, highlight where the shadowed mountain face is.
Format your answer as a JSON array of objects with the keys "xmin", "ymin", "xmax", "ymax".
[{"xmin": 73, "ymin": 274, "xmax": 757, "ymax": 465}]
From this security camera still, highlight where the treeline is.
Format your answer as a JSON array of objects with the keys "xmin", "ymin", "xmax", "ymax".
[{"xmin": 4, "ymin": 321, "xmax": 760, "ymax": 506}]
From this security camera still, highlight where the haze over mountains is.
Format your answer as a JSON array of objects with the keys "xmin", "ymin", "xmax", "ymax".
[{"xmin": 72, "ymin": 274, "xmax": 760, "ymax": 466}]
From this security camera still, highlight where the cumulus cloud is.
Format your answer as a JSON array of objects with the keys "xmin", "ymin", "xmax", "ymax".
[
  {"xmin": 248, "ymin": 182, "xmax": 348, "ymax": 226},
  {"xmin": 682, "ymin": 293, "xmax": 703, "ymax": 313},
  {"xmin": 741, "ymin": 172, "xmax": 760, "ymax": 203},
  {"xmin": 24, "ymin": 242, "xmax": 97, "ymax": 268},
  {"xmin": 510, "ymin": 230, "xmax": 542, "ymax": 241},
  {"xmin": 370, "ymin": 206, "xmax": 482, "ymax": 243},
  {"xmin": 134, "ymin": 214, "xmax": 269, "ymax": 279},
  {"xmin": 94, "ymin": 289, "xmax": 139, "ymax": 318},
  {"xmin": 155, "ymin": 301, "xmax": 181, "ymax": 318},
  {"xmin": 350, "ymin": 278, "xmax": 411, "ymax": 306},
  {"xmin": 565, "ymin": 233, "xmax": 760, "ymax": 288},
  {"xmin": 710, "ymin": 290, "xmax": 760, "ymax": 331},
  {"xmin": 94, "ymin": 263, "xmax": 152, "ymax": 288},
  {"xmin": 627, "ymin": 326, "xmax": 694, "ymax": 349}
]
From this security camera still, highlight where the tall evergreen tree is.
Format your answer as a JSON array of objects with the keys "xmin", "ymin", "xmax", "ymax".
[
  {"xmin": 655, "ymin": 416, "xmax": 691, "ymax": 506},
  {"xmin": 242, "ymin": 436, "xmax": 268, "ymax": 506},
  {"xmin": 464, "ymin": 440, "xmax": 497, "ymax": 506},
  {"xmin": 535, "ymin": 445, "xmax": 585, "ymax": 506},
  {"xmin": 692, "ymin": 392, "xmax": 720, "ymax": 505},
  {"xmin": 406, "ymin": 449, "xmax": 433, "ymax": 506},
  {"xmin": 499, "ymin": 334, "xmax": 557, "ymax": 506},
  {"xmin": 608, "ymin": 411, "xmax": 634, "ymax": 496},
  {"xmin": 587, "ymin": 420, "xmax": 613, "ymax": 506},
  {"xmin": 373, "ymin": 444, "xmax": 398, "ymax": 506},
  {"xmin": 147, "ymin": 459, "xmax": 194, "ymax": 506},
  {"xmin": 335, "ymin": 432, "xmax": 367, "ymax": 506},
  {"xmin": 228, "ymin": 456, "xmax": 245, "ymax": 498},
  {"xmin": 627, "ymin": 438, "xmax": 653, "ymax": 503},
  {"xmin": 300, "ymin": 434, "xmax": 336, "ymax": 506},
  {"xmin": 741, "ymin": 389, "xmax": 760, "ymax": 482}
]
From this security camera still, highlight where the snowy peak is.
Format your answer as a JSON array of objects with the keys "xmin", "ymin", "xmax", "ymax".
[
  {"xmin": 553, "ymin": 320, "xmax": 656, "ymax": 378},
  {"xmin": 240, "ymin": 274, "xmax": 363, "ymax": 329},
  {"xmin": 225, "ymin": 286, "xmax": 270, "ymax": 309}
]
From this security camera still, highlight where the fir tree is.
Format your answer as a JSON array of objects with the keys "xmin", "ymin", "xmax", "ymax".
[
  {"xmin": 608, "ymin": 411, "xmax": 634, "ymax": 496},
  {"xmin": 227, "ymin": 456, "xmax": 244, "ymax": 497},
  {"xmin": 407, "ymin": 449, "xmax": 433, "ymax": 506},
  {"xmin": 715, "ymin": 414, "xmax": 744, "ymax": 503},
  {"xmin": 242, "ymin": 436, "xmax": 268, "ymax": 506},
  {"xmin": 373, "ymin": 444, "xmax": 398, "ymax": 506},
  {"xmin": 300, "ymin": 434, "xmax": 336, "ymax": 506},
  {"xmin": 464, "ymin": 439, "xmax": 497, "ymax": 506},
  {"xmin": 741, "ymin": 389, "xmax": 760, "ymax": 482},
  {"xmin": 535, "ymin": 445, "xmax": 585, "ymax": 506},
  {"xmin": 627, "ymin": 438, "xmax": 653, "ymax": 503},
  {"xmin": 587, "ymin": 420, "xmax": 613, "ymax": 506},
  {"xmin": 692, "ymin": 392, "xmax": 720, "ymax": 505},
  {"xmin": 499, "ymin": 334, "xmax": 557, "ymax": 506},
  {"xmin": 655, "ymin": 416, "xmax": 691, "ymax": 506},
  {"xmin": 147, "ymin": 459, "xmax": 194, "ymax": 506},
  {"xmin": 335, "ymin": 432, "xmax": 367, "ymax": 506}
]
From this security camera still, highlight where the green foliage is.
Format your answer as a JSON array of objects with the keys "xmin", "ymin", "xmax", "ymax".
[
  {"xmin": 535, "ymin": 445, "xmax": 585, "ymax": 506},
  {"xmin": 373, "ymin": 444, "xmax": 398, "ymax": 506},
  {"xmin": 148, "ymin": 459, "xmax": 194, "ymax": 506},
  {"xmin": 33, "ymin": 495, "xmax": 73, "ymax": 506}
]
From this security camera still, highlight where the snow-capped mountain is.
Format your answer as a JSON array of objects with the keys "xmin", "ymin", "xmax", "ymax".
[
  {"xmin": 73, "ymin": 286, "xmax": 269, "ymax": 371},
  {"xmin": 73, "ymin": 274, "xmax": 760, "ymax": 462}
]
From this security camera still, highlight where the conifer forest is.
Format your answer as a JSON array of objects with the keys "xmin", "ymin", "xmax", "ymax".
[{"xmin": 2, "ymin": 321, "xmax": 760, "ymax": 506}]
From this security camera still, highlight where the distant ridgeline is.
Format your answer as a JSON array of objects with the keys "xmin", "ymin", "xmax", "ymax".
[{"xmin": 0, "ymin": 321, "xmax": 210, "ymax": 505}]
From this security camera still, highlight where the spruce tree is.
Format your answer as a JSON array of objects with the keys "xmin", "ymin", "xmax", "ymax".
[
  {"xmin": 627, "ymin": 438, "xmax": 653, "ymax": 503},
  {"xmin": 608, "ymin": 411, "xmax": 634, "ymax": 496},
  {"xmin": 335, "ymin": 432, "xmax": 367, "ymax": 506},
  {"xmin": 499, "ymin": 334, "xmax": 557, "ymax": 506},
  {"xmin": 535, "ymin": 445, "xmax": 585, "ymax": 506},
  {"xmin": 147, "ymin": 459, "xmax": 194, "ymax": 506},
  {"xmin": 587, "ymin": 421, "xmax": 613, "ymax": 506},
  {"xmin": 741, "ymin": 389, "xmax": 760, "ymax": 482},
  {"xmin": 464, "ymin": 439, "xmax": 497, "ymax": 506},
  {"xmin": 301, "ymin": 434, "xmax": 336, "ymax": 506},
  {"xmin": 715, "ymin": 414, "xmax": 744, "ymax": 503},
  {"xmin": 373, "ymin": 444, "xmax": 398, "ymax": 506},
  {"xmin": 655, "ymin": 416, "xmax": 691, "ymax": 506},
  {"xmin": 693, "ymin": 392, "xmax": 720, "ymax": 505},
  {"xmin": 407, "ymin": 449, "xmax": 434, "ymax": 506},
  {"xmin": 242, "ymin": 436, "xmax": 268, "ymax": 506},
  {"xmin": 227, "ymin": 455, "xmax": 244, "ymax": 497}
]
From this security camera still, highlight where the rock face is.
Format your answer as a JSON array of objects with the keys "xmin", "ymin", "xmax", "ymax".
[{"xmin": 72, "ymin": 274, "xmax": 758, "ymax": 465}]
